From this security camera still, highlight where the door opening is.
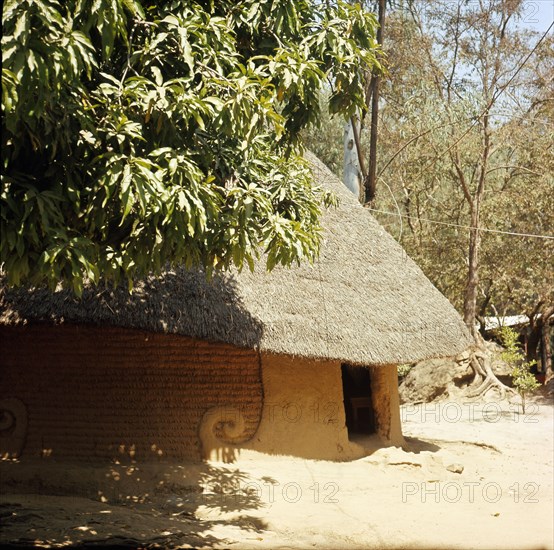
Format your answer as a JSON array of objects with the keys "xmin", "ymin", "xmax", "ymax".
[{"xmin": 341, "ymin": 364, "xmax": 376, "ymax": 435}]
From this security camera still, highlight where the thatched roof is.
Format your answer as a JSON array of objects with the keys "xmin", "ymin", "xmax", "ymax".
[{"xmin": 0, "ymin": 152, "xmax": 472, "ymax": 365}]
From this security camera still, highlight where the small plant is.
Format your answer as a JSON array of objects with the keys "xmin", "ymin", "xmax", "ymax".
[
  {"xmin": 397, "ymin": 363, "xmax": 414, "ymax": 380},
  {"xmin": 497, "ymin": 326, "xmax": 540, "ymax": 413}
]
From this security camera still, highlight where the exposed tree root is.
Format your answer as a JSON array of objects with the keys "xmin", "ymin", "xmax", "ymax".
[{"xmin": 465, "ymin": 334, "xmax": 515, "ymax": 400}]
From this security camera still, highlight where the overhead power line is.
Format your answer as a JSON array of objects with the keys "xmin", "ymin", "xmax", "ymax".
[{"xmin": 367, "ymin": 208, "xmax": 554, "ymax": 240}]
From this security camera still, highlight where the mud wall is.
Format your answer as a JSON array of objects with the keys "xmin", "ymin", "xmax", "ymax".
[
  {"xmin": 236, "ymin": 357, "xmax": 402, "ymax": 461},
  {"xmin": 0, "ymin": 325, "xmax": 262, "ymax": 462},
  {"xmin": 243, "ymin": 356, "xmax": 402, "ymax": 460},
  {"xmin": 370, "ymin": 365, "xmax": 403, "ymax": 446}
]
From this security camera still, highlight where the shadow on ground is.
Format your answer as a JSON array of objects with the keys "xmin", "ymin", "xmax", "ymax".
[
  {"xmin": 401, "ymin": 436, "xmax": 441, "ymax": 454},
  {"xmin": 0, "ymin": 460, "xmax": 269, "ymax": 548}
]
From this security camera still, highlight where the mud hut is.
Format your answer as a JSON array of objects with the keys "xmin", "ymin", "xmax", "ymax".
[{"xmin": 0, "ymin": 153, "xmax": 471, "ymax": 463}]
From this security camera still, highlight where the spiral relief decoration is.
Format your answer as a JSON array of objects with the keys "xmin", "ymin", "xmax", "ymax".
[
  {"xmin": 0, "ymin": 408, "xmax": 15, "ymax": 431},
  {"xmin": 0, "ymin": 397, "xmax": 28, "ymax": 459},
  {"xmin": 199, "ymin": 405, "xmax": 251, "ymax": 461}
]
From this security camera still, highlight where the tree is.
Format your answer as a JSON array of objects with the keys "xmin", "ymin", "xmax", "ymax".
[
  {"xmin": 479, "ymin": 53, "xmax": 554, "ymax": 380},
  {"xmin": 1, "ymin": 0, "xmax": 381, "ymax": 294},
  {"xmin": 398, "ymin": 0, "xmax": 546, "ymax": 338},
  {"xmin": 363, "ymin": 0, "xmax": 385, "ymax": 204},
  {"xmin": 303, "ymin": 2, "xmax": 554, "ymax": 391}
]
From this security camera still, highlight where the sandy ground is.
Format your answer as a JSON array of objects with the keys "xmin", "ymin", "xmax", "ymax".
[{"xmin": 1, "ymin": 395, "xmax": 553, "ymax": 549}]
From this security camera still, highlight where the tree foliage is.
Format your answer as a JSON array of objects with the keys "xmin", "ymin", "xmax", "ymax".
[{"xmin": 1, "ymin": 0, "xmax": 381, "ymax": 294}]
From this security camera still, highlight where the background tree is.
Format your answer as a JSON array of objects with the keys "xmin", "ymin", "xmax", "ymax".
[
  {"xmin": 1, "ymin": 0, "xmax": 380, "ymax": 294},
  {"xmin": 479, "ymin": 77, "xmax": 554, "ymax": 379}
]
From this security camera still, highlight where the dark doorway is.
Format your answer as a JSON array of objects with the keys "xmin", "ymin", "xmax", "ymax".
[{"xmin": 341, "ymin": 364, "xmax": 376, "ymax": 435}]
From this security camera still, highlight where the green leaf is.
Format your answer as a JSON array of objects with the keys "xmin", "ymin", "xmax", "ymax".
[{"xmin": 1, "ymin": 0, "xmax": 380, "ymax": 293}]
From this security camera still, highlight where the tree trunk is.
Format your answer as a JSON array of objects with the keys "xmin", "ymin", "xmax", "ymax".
[
  {"xmin": 463, "ymin": 106, "xmax": 490, "ymax": 339},
  {"xmin": 463, "ymin": 208, "xmax": 481, "ymax": 338},
  {"xmin": 465, "ymin": 333, "xmax": 515, "ymax": 400},
  {"xmin": 542, "ymin": 319, "xmax": 553, "ymax": 383},
  {"xmin": 343, "ymin": 118, "xmax": 363, "ymax": 199},
  {"xmin": 526, "ymin": 322, "xmax": 541, "ymax": 364},
  {"xmin": 364, "ymin": 0, "xmax": 385, "ymax": 204},
  {"xmin": 528, "ymin": 306, "xmax": 553, "ymax": 382}
]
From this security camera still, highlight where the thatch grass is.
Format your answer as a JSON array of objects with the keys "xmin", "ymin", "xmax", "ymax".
[{"xmin": 0, "ymin": 153, "xmax": 472, "ymax": 365}]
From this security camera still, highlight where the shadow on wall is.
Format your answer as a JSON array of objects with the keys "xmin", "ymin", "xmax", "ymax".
[
  {"xmin": 0, "ymin": 269, "xmax": 266, "ymax": 463},
  {"xmin": 197, "ymin": 357, "xmax": 407, "ymax": 463},
  {"xmin": 0, "ymin": 323, "xmax": 265, "ymax": 463},
  {"xmin": 0, "ymin": 460, "xmax": 270, "ymax": 548},
  {"xmin": 199, "ymin": 406, "xmax": 252, "ymax": 463},
  {"xmin": 0, "ymin": 268, "xmax": 265, "ymax": 349},
  {"xmin": 0, "ymin": 398, "xmax": 27, "ymax": 459}
]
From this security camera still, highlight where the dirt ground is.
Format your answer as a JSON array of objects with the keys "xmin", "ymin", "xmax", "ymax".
[{"xmin": 1, "ymin": 395, "xmax": 553, "ymax": 550}]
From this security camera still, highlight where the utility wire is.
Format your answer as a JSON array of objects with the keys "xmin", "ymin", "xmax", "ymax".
[{"xmin": 367, "ymin": 208, "xmax": 554, "ymax": 240}]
